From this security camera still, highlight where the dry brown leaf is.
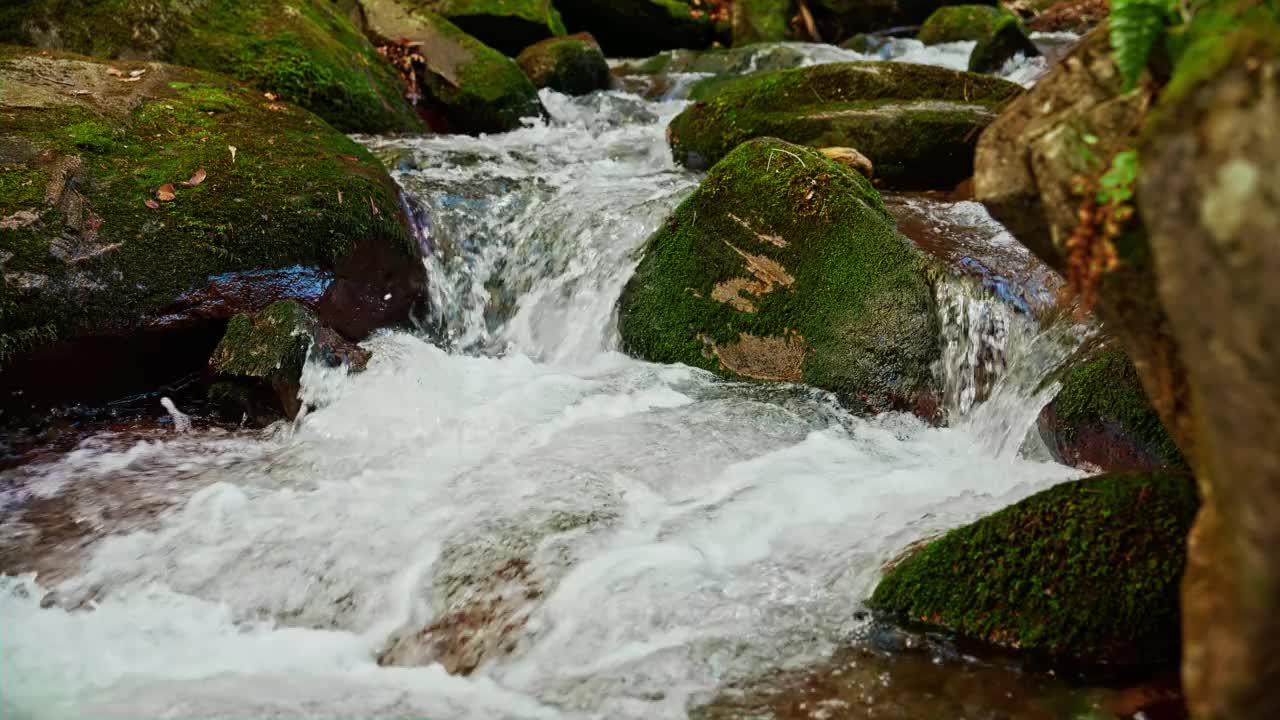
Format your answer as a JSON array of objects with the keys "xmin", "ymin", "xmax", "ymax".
[
  {"xmin": 118, "ymin": 76, "xmax": 142, "ymax": 83},
  {"xmin": 228, "ymin": 145, "xmax": 237, "ymax": 163},
  {"xmin": 268, "ymin": 103, "xmax": 288, "ymax": 111},
  {"xmin": 156, "ymin": 184, "xmax": 176, "ymax": 202},
  {"xmin": 144, "ymin": 198, "xmax": 160, "ymax": 209},
  {"xmin": 107, "ymin": 67, "xmax": 124, "ymax": 77},
  {"xmin": 264, "ymin": 92, "xmax": 278, "ymax": 101},
  {"xmin": 129, "ymin": 68, "xmax": 146, "ymax": 78},
  {"xmin": 337, "ymin": 190, "xmax": 344, "ymax": 205},
  {"xmin": 183, "ymin": 167, "xmax": 207, "ymax": 187},
  {"xmin": 368, "ymin": 196, "xmax": 380, "ymax": 216},
  {"xmin": 337, "ymin": 154, "xmax": 359, "ymax": 162}
]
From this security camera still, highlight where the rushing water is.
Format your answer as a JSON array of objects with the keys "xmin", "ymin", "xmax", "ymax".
[{"xmin": 0, "ymin": 43, "xmax": 1094, "ymax": 719}]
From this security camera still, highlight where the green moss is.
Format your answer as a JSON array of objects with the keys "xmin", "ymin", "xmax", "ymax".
[
  {"xmin": 422, "ymin": 0, "xmax": 567, "ymax": 54},
  {"xmin": 0, "ymin": 48, "xmax": 411, "ymax": 361},
  {"xmin": 870, "ymin": 471, "xmax": 1199, "ymax": 665},
  {"xmin": 671, "ymin": 62, "xmax": 1023, "ymax": 188},
  {"xmin": 618, "ymin": 138, "xmax": 941, "ymax": 412},
  {"xmin": 516, "ymin": 34, "xmax": 610, "ymax": 94},
  {"xmin": 209, "ymin": 300, "xmax": 314, "ymax": 381},
  {"xmin": 3, "ymin": 0, "xmax": 422, "ymax": 134},
  {"xmin": 1054, "ymin": 345, "xmax": 1186, "ymax": 467},
  {"xmin": 733, "ymin": 0, "xmax": 794, "ymax": 46},
  {"xmin": 918, "ymin": 5, "xmax": 1018, "ymax": 45}
]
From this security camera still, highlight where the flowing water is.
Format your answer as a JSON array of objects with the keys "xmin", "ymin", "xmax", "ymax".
[{"xmin": 0, "ymin": 42, "xmax": 1107, "ymax": 719}]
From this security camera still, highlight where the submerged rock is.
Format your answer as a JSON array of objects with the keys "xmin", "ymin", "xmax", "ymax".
[
  {"xmin": 870, "ymin": 471, "xmax": 1198, "ymax": 668},
  {"xmin": 669, "ymin": 62, "xmax": 1023, "ymax": 188},
  {"xmin": 618, "ymin": 138, "xmax": 942, "ymax": 416},
  {"xmin": 0, "ymin": 47, "xmax": 423, "ymax": 416},
  {"xmin": 208, "ymin": 301, "xmax": 370, "ymax": 424},
  {"xmin": 1038, "ymin": 343, "xmax": 1185, "ymax": 472},
  {"xmin": 0, "ymin": 0, "xmax": 422, "ymax": 134},
  {"xmin": 416, "ymin": 0, "xmax": 567, "ymax": 55},
  {"xmin": 553, "ymin": 0, "xmax": 718, "ymax": 57},
  {"xmin": 517, "ymin": 33, "xmax": 610, "ymax": 95},
  {"xmin": 358, "ymin": 0, "xmax": 546, "ymax": 134},
  {"xmin": 731, "ymin": 0, "xmax": 796, "ymax": 46}
]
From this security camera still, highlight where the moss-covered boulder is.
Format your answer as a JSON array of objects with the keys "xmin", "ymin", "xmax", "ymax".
[
  {"xmin": 0, "ymin": 0, "xmax": 422, "ymax": 134},
  {"xmin": 618, "ymin": 138, "xmax": 942, "ymax": 415},
  {"xmin": 918, "ymin": 5, "xmax": 1019, "ymax": 45},
  {"xmin": 358, "ymin": 0, "xmax": 546, "ymax": 134},
  {"xmin": 1038, "ymin": 344, "xmax": 1185, "ymax": 472},
  {"xmin": 208, "ymin": 300, "xmax": 370, "ymax": 424},
  {"xmin": 0, "ymin": 47, "xmax": 423, "ymax": 415},
  {"xmin": 612, "ymin": 43, "xmax": 814, "ymax": 77},
  {"xmin": 967, "ymin": 12, "xmax": 1040, "ymax": 74},
  {"xmin": 516, "ymin": 33, "xmax": 610, "ymax": 94},
  {"xmin": 732, "ymin": 0, "xmax": 796, "ymax": 46},
  {"xmin": 870, "ymin": 471, "xmax": 1199, "ymax": 668},
  {"xmin": 668, "ymin": 62, "xmax": 1023, "ymax": 189},
  {"xmin": 553, "ymin": 0, "xmax": 718, "ymax": 57},
  {"xmin": 416, "ymin": 0, "xmax": 567, "ymax": 55}
]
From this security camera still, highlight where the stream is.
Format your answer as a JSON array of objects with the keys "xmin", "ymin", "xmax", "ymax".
[{"xmin": 0, "ymin": 40, "xmax": 1118, "ymax": 719}]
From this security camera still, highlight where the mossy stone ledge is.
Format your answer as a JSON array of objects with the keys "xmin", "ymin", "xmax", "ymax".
[
  {"xmin": 617, "ymin": 138, "xmax": 943, "ymax": 416},
  {"xmin": 869, "ymin": 471, "xmax": 1198, "ymax": 669},
  {"xmin": 416, "ymin": 0, "xmax": 567, "ymax": 56},
  {"xmin": 668, "ymin": 62, "xmax": 1024, "ymax": 189},
  {"xmin": 0, "ymin": 47, "xmax": 423, "ymax": 416},
  {"xmin": 552, "ymin": 0, "xmax": 718, "ymax": 57},
  {"xmin": 731, "ymin": 0, "xmax": 796, "ymax": 46},
  {"xmin": 0, "ymin": 0, "xmax": 423, "ymax": 134}
]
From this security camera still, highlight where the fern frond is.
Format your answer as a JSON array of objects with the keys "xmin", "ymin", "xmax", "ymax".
[{"xmin": 1110, "ymin": 0, "xmax": 1177, "ymax": 90}]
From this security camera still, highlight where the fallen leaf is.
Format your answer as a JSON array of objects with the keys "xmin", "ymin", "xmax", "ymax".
[
  {"xmin": 337, "ymin": 190, "xmax": 344, "ymax": 205},
  {"xmin": 129, "ymin": 68, "xmax": 146, "ymax": 77},
  {"xmin": 144, "ymin": 198, "xmax": 160, "ymax": 209},
  {"xmin": 264, "ymin": 92, "xmax": 278, "ymax": 101},
  {"xmin": 268, "ymin": 103, "xmax": 288, "ymax": 111},
  {"xmin": 118, "ymin": 76, "xmax": 142, "ymax": 83},
  {"xmin": 228, "ymin": 145, "xmax": 237, "ymax": 163},
  {"xmin": 337, "ymin": 154, "xmax": 359, "ymax": 162},
  {"xmin": 368, "ymin": 196, "xmax": 380, "ymax": 216},
  {"xmin": 108, "ymin": 67, "xmax": 124, "ymax": 77},
  {"xmin": 156, "ymin": 183, "xmax": 176, "ymax": 202},
  {"xmin": 183, "ymin": 167, "xmax": 207, "ymax": 187}
]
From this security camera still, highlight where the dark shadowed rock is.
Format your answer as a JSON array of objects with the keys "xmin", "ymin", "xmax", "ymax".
[
  {"xmin": 516, "ymin": 33, "xmax": 610, "ymax": 95},
  {"xmin": 416, "ymin": 0, "xmax": 567, "ymax": 55},
  {"xmin": 553, "ymin": 0, "xmax": 718, "ymax": 57}
]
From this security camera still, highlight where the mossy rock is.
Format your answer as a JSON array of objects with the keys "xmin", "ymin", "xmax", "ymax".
[
  {"xmin": 668, "ymin": 62, "xmax": 1024, "ymax": 189},
  {"xmin": 732, "ymin": 0, "xmax": 796, "ymax": 46},
  {"xmin": 553, "ymin": 0, "xmax": 717, "ymax": 57},
  {"xmin": 0, "ymin": 47, "xmax": 422, "ymax": 413},
  {"xmin": 918, "ymin": 5, "xmax": 1019, "ymax": 45},
  {"xmin": 416, "ymin": 0, "xmax": 567, "ymax": 56},
  {"xmin": 1039, "ymin": 343, "xmax": 1186, "ymax": 472},
  {"xmin": 612, "ymin": 43, "xmax": 812, "ymax": 77},
  {"xmin": 359, "ymin": 0, "xmax": 546, "ymax": 134},
  {"xmin": 870, "ymin": 471, "xmax": 1198, "ymax": 668},
  {"xmin": 0, "ymin": 0, "xmax": 422, "ymax": 134},
  {"xmin": 516, "ymin": 33, "xmax": 610, "ymax": 94},
  {"xmin": 967, "ymin": 13, "xmax": 1040, "ymax": 74},
  {"xmin": 618, "ymin": 138, "xmax": 942, "ymax": 415}
]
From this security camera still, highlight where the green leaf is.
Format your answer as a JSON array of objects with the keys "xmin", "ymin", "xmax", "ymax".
[{"xmin": 1109, "ymin": 0, "xmax": 1177, "ymax": 91}]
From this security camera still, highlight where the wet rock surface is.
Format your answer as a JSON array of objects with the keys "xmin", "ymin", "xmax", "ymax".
[{"xmin": 517, "ymin": 33, "xmax": 611, "ymax": 95}]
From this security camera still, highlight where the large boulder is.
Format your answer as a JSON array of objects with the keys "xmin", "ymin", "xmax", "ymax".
[
  {"xmin": 0, "ymin": 0, "xmax": 422, "ymax": 134},
  {"xmin": 870, "ymin": 471, "xmax": 1199, "ymax": 668},
  {"xmin": 358, "ymin": 0, "xmax": 546, "ymax": 133},
  {"xmin": 668, "ymin": 62, "xmax": 1023, "ymax": 189},
  {"xmin": 553, "ymin": 0, "xmax": 718, "ymax": 57},
  {"xmin": 1038, "ymin": 343, "xmax": 1186, "ymax": 472},
  {"xmin": 0, "ymin": 47, "xmax": 424, "ymax": 416},
  {"xmin": 966, "ymin": 11, "xmax": 1040, "ymax": 74},
  {"xmin": 917, "ymin": 4, "xmax": 1018, "ymax": 44},
  {"xmin": 731, "ymin": 0, "xmax": 795, "ymax": 46},
  {"xmin": 516, "ymin": 33, "xmax": 610, "ymax": 95},
  {"xmin": 415, "ymin": 0, "xmax": 567, "ymax": 56},
  {"xmin": 618, "ymin": 138, "xmax": 942, "ymax": 416}
]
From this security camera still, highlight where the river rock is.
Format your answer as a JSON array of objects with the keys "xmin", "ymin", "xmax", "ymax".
[
  {"xmin": 0, "ymin": 47, "xmax": 424, "ymax": 417},
  {"xmin": 917, "ymin": 4, "xmax": 1020, "ymax": 44},
  {"xmin": 1038, "ymin": 343, "xmax": 1185, "ymax": 472},
  {"xmin": 0, "ymin": 0, "xmax": 422, "ymax": 134},
  {"xmin": 412, "ymin": 0, "xmax": 567, "ymax": 55},
  {"xmin": 207, "ymin": 300, "xmax": 371, "ymax": 424},
  {"xmin": 870, "ymin": 471, "xmax": 1198, "ymax": 668},
  {"xmin": 612, "ymin": 42, "xmax": 814, "ymax": 77},
  {"xmin": 669, "ymin": 62, "xmax": 1023, "ymax": 189},
  {"xmin": 1136, "ymin": 4, "xmax": 1280, "ymax": 716},
  {"xmin": 618, "ymin": 138, "xmax": 942, "ymax": 416},
  {"xmin": 731, "ymin": 0, "xmax": 795, "ymax": 46},
  {"xmin": 966, "ymin": 11, "xmax": 1040, "ymax": 74},
  {"xmin": 516, "ymin": 33, "xmax": 610, "ymax": 95},
  {"xmin": 553, "ymin": 0, "xmax": 718, "ymax": 57},
  {"xmin": 357, "ymin": 0, "xmax": 546, "ymax": 134},
  {"xmin": 818, "ymin": 146, "xmax": 874, "ymax": 177}
]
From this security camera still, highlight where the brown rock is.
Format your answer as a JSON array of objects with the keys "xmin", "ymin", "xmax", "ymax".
[{"xmin": 819, "ymin": 146, "xmax": 874, "ymax": 178}]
